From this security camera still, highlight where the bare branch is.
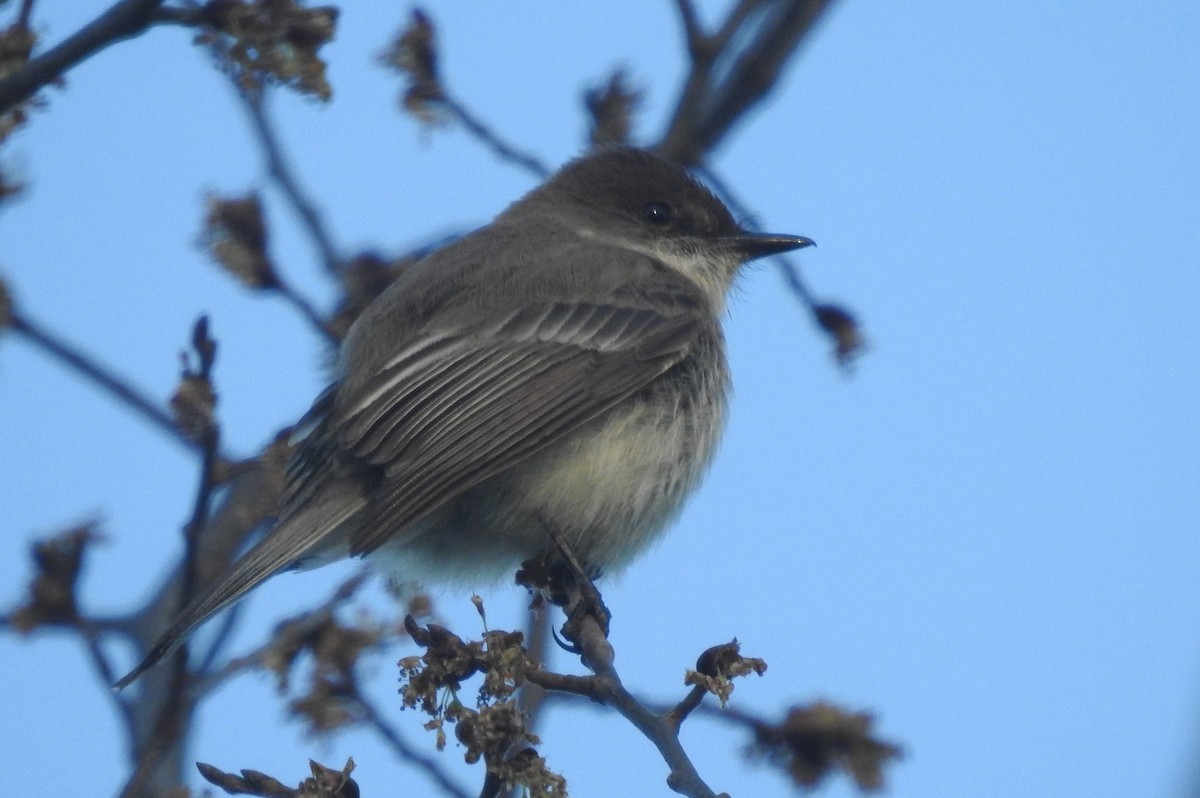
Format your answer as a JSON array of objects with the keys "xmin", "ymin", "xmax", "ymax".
[
  {"xmin": 16, "ymin": 0, "xmax": 37, "ymax": 30},
  {"xmin": 76, "ymin": 617, "xmax": 123, "ymax": 695},
  {"xmin": 197, "ymin": 758, "xmax": 358, "ymax": 798},
  {"xmin": 356, "ymin": 696, "xmax": 474, "ymax": 798},
  {"xmin": 76, "ymin": 616, "xmax": 141, "ymax": 735},
  {"xmin": 199, "ymin": 190, "xmax": 339, "ymax": 343},
  {"xmin": 441, "ymin": 95, "xmax": 551, "ymax": 179},
  {"xmin": 380, "ymin": 10, "xmax": 550, "ymax": 178},
  {"xmin": 670, "ymin": 0, "xmax": 706, "ymax": 58},
  {"xmin": 172, "ymin": 316, "xmax": 224, "ymax": 670},
  {"xmin": 516, "ymin": 607, "xmax": 552, "ymax": 735},
  {"xmin": 147, "ymin": 6, "xmax": 205, "ymax": 27},
  {"xmin": 240, "ymin": 91, "xmax": 345, "ymax": 283},
  {"xmin": 584, "ymin": 68, "xmax": 643, "ymax": 148},
  {"xmin": 0, "ymin": 0, "xmax": 168, "ymax": 115},
  {"xmin": 697, "ymin": 165, "xmax": 867, "ymax": 368},
  {"xmin": 517, "ymin": 548, "xmax": 723, "ymax": 798},
  {"xmin": 2, "ymin": 522, "xmax": 156, "ymax": 762},
  {"xmin": 694, "ymin": 164, "xmax": 818, "ymax": 308},
  {"xmin": 9, "ymin": 310, "xmax": 203, "ymax": 455},
  {"xmin": 664, "ymin": 685, "xmax": 709, "ymax": 730},
  {"xmin": 659, "ymin": 0, "xmax": 838, "ymax": 165},
  {"xmin": 554, "ymin": 585, "xmax": 720, "ymax": 798},
  {"xmin": 705, "ymin": 702, "xmax": 902, "ymax": 791},
  {"xmin": 120, "ymin": 318, "xmax": 225, "ymax": 797},
  {"xmin": 711, "ymin": 0, "xmax": 762, "ymax": 53},
  {"xmin": 275, "ymin": 279, "xmax": 338, "ymax": 342},
  {"xmin": 195, "ymin": 570, "xmax": 370, "ymax": 694}
]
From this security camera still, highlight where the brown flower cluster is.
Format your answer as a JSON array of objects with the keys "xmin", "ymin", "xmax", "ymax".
[
  {"xmin": 201, "ymin": 193, "xmax": 279, "ymax": 291},
  {"xmin": 748, "ymin": 701, "xmax": 902, "ymax": 791},
  {"xmin": 197, "ymin": 757, "xmax": 359, "ymax": 798},
  {"xmin": 585, "ymin": 68, "xmax": 642, "ymax": 148},
  {"xmin": 400, "ymin": 615, "xmax": 566, "ymax": 797},
  {"xmin": 684, "ymin": 638, "xmax": 768, "ymax": 708},
  {"xmin": 379, "ymin": 9, "xmax": 445, "ymax": 123},
  {"xmin": 0, "ymin": 23, "xmax": 36, "ymax": 143},
  {"xmin": 261, "ymin": 603, "xmax": 385, "ymax": 735},
  {"xmin": 195, "ymin": 0, "xmax": 338, "ymax": 100},
  {"xmin": 8, "ymin": 523, "xmax": 100, "ymax": 633}
]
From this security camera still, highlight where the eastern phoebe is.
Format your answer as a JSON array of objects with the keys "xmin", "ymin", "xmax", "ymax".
[{"xmin": 115, "ymin": 147, "xmax": 813, "ymax": 688}]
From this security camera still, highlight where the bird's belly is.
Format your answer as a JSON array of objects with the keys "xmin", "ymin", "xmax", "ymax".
[{"xmin": 374, "ymin": 386, "xmax": 726, "ymax": 586}]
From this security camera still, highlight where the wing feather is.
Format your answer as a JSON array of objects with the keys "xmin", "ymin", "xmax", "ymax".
[
  {"xmin": 339, "ymin": 303, "xmax": 702, "ymax": 555},
  {"xmin": 114, "ymin": 278, "xmax": 707, "ymax": 690}
]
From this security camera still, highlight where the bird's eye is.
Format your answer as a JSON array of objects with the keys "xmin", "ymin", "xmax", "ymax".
[{"xmin": 642, "ymin": 201, "xmax": 673, "ymax": 225}]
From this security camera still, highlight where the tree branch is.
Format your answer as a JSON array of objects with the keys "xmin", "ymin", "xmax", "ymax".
[
  {"xmin": 523, "ymin": 570, "xmax": 722, "ymax": 798},
  {"xmin": 380, "ymin": 10, "xmax": 550, "ymax": 179},
  {"xmin": 0, "ymin": 0, "xmax": 168, "ymax": 115},
  {"xmin": 696, "ymin": 165, "xmax": 819, "ymax": 308},
  {"xmin": 240, "ymin": 90, "xmax": 345, "ymax": 283},
  {"xmin": 9, "ymin": 310, "xmax": 203, "ymax": 455},
  {"xmin": 659, "ymin": 0, "xmax": 838, "ymax": 165},
  {"xmin": 355, "ymin": 694, "xmax": 474, "ymax": 798},
  {"xmin": 670, "ymin": 0, "xmax": 706, "ymax": 59},
  {"xmin": 16, "ymin": 0, "xmax": 37, "ymax": 30},
  {"xmin": 441, "ymin": 94, "xmax": 551, "ymax": 179},
  {"xmin": 696, "ymin": 165, "xmax": 866, "ymax": 367}
]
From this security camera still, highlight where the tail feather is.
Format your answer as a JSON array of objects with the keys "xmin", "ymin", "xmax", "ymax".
[{"xmin": 113, "ymin": 491, "xmax": 365, "ymax": 690}]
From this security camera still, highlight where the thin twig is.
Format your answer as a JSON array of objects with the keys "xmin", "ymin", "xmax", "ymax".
[
  {"xmin": 355, "ymin": 695, "xmax": 474, "ymax": 798},
  {"xmin": 121, "ymin": 319, "xmax": 223, "ymax": 797},
  {"xmin": 192, "ymin": 600, "xmax": 243, "ymax": 677},
  {"xmin": 274, "ymin": 279, "xmax": 338, "ymax": 343},
  {"xmin": 659, "ymin": 0, "xmax": 838, "ymax": 165},
  {"xmin": 703, "ymin": 0, "xmax": 834, "ymax": 151},
  {"xmin": 670, "ymin": 0, "xmax": 707, "ymax": 60},
  {"xmin": 663, "ymin": 685, "xmax": 709, "ymax": 731},
  {"xmin": 75, "ymin": 620, "xmax": 121, "ymax": 694},
  {"xmin": 149, "ymin": 6, "xmax": 206, "ymax": 27},
  {"xmin": 239, "ymin": 91, "xmax": 344, "ymax": 282},
  {"xmin": 196, "ymin": 571, "xmax": 372, "ymax": 694},
  {"xmin": 524, "ymin": 669, "xmax": 599, "ymax": 696},
  {"xmin": 711, "ymin": 0, "xmax": 762, "ymax": 54},
  {"xmin": 76, "ymin": 617, "xmax": 139, "ymax": 732},
  {"xmin": 774, "ymin": 254, "xmax": 819, "ymax": 306},
  {"xmin": 16, "ymin": 0, "xmax": 37, "ymax": 29},
  {"xmin": 9, "ymin": 311, "xmax": 203, "ymax": 454},
  {"xmin": 697, "ymin": 165, "xmax": 818, "ymax": 310},
  {"xmin": 699, "ymin": 164, "xmax": 866, "ymax": 368},
  {"xmin": 171, "ymin": 387, "xmax": 222, "ymax": 689},
  {"xmin": 0, "ymin": 0, "xmax": 167, "ymax": 115},
  {"xmin": 442, "ymin": 94, "xmax": 551, "ymax": 179},
  {"xmin": 527, "ymin": 575, "xmax": 720, "ymax": 798},
  {"xmin": 517, "ymin": 608, "xmax": 552, "ymax": 733},
  {"xmin": 514, "ymin": 527, "xmax": 719, "ymax": 795},
  {"xmin": 590, "ymin": 666, "xmax": 718, "ymax": 798}
]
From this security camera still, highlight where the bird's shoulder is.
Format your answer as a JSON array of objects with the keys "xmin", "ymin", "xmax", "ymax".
[{"xmin": 342, "ymin": 223, "xmax": 708, "ymax": 376}]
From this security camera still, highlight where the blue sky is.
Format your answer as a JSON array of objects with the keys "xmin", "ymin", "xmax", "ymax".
[{"xmin": 2, "ymin": 2, "xmax": 1198, "ymax": 797}]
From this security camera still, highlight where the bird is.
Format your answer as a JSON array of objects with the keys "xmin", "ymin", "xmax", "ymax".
[{"xmin": 115, "ymin": 146, "xmax": 813, "ymax": 689}]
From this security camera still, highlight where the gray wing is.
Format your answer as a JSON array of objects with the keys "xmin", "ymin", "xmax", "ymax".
[
  {"xmin": 339, "ymin": 298, "xmax": 703, "ymax": 554},
  {"xmin": 115, "ymin": 291, "xmax": 703, "ymax": 689}
]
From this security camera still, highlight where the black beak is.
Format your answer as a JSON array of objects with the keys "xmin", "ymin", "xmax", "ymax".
[{"xmin": 728, "ymin": 232, "xmax": 815, "ymax": 262}]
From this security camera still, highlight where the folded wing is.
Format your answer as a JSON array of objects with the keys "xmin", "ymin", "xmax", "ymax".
[{"xmin": 115, "ymin": 284, "xmax": 704, "ymax": 688}]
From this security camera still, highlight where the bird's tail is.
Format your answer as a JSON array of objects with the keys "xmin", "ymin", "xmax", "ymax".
[{"xmin": 113, "ymin": 489, "xmax": 365, "ymax": 690}]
